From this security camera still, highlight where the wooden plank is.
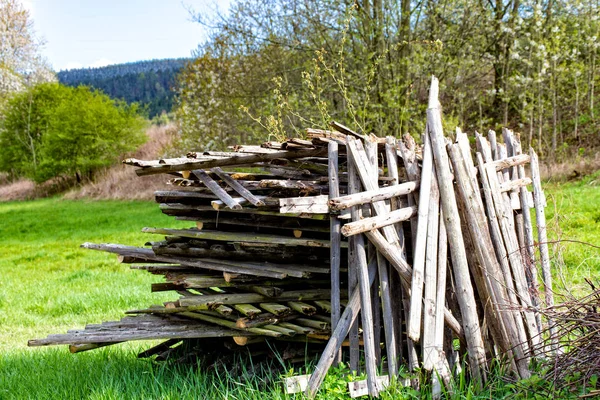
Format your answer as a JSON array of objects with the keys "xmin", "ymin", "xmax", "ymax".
[
  {"xmin": 210, "ymin": 167, "xmax": 266, "ymax": 206},
  {"xmin": 422, "ymin": 167, "xmax": 440, "ymax": 371},
  {"xmin": 489, "ymin": 154, "xmax": 531, "ymax": 171},
  {"xmin": 141, "ymin": 227, "xmax": 341, "ymax": 248},
  {"xmin": 279, "ymin": 195, "xmax": 329, "ymax": 214},
  {"xmin": 512, "ymin": 135, "xmax": 542, "ymax": 334},
  {"xmin": 179, "ymin": 289, "xmax": 334, "ymax": 309},
  {"xmin": 328, "ymin": 141, "xmax": 342, "ymax": 365},
  {"xmin": 427, "ymin": 76, "xmax": 486, "ymax": 384},
  {"xmin": 346, "ymin": 137, "xmax": 401, "ymax": 247},
  {"xmin": 449, "ymin": 144, "xmax": 530, "ymax": 379},
  {"xmin": 475, "ymin": 149, "xmax": 531, "ymax": 355},
  {"xmin": 284, "ymin": 374, "xmax": 311, "ymax": 394},
  {"xmin": 341, "ymin": 206, "xmax": 416, "ymax": 237},
  {"xmin": 348, "ymin": 375, "xmax": 391, "ymax": 398},
  {"xmin": 530, "ymin": 148, "xmax": 557, "ymax": 352},
  {"xmin": 192, "ymin": 170, "xmax": 242, "ymax": 210},
  {"xmin": 305, "ymin": 257, "xmax": 378, "ymax": 398},
  {"xmin": 408, "ymin": 130, "xmax": 434, "ymax": 342},
  {"xmin": 484, "ymin": 157, "xmax": 540, "ymax": 352},
  {"xmin": 329, "ymin": 181, "xmax": 418, "ymax": 211},
  {"xmin": 130, "ymin": 147, "xmax": 327, "ymax": 176},
  {"xmin": 347, "ymin": 154, "xmax": 361, "ymax": 373}
]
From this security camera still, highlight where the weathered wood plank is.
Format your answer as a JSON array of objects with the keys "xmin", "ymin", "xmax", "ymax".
[
  {"xmin": 427, "ymin": 76, "xmax": 486, "ymax": 384},
  {"xmin": 192, "ymin": 170, "xmax": 242, "ymax": 210},
  {"xmin": 328, "ymin": 181, "xmax": 419, "ymax": 211},
  {"xmin": 130, "ymin": 148, "xmax": 327, "ymax": 176}
]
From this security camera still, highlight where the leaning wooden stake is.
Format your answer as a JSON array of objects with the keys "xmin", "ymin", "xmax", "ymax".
[
  {"xmin": 347, "ymin": 152, "xmax": 361, "ymax": 373},
  {"xmin": 408, "ymin": 130, "xmax": 434, "ymax": 342},
  {"xmin": 305, "ymin": 260, "xmax": 378, "ymax": 398},
  {"xmin": 328, "ymin": 141, "xmax": 342, "ymax": 365},
  {"xmin": 530, "ymin": 148, "xmax": 557, "ymax": 352},
  {"xmin": 427, "ymin": 76, "xmax": 486, "ymax": 384},
  {"xmin": 348, "ymin": 143, "xmax": 380, "ymax": 397},
  {"xmin": 422, "ymin": 165, "xmax": 440, "ymax": 371}
]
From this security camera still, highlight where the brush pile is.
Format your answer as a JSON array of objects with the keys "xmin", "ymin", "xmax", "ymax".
[
  {"xmin": 536, "ymin": 282, "xmax": 600, "ymax": 397},
  {"xmin": 30, "ymin": 78, "xmax": 556, "ymax": 398}
]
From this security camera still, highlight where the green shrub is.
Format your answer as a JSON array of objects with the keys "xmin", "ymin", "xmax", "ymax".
[{"xmin": 0, "ymin": 82, "xmax": 146, "ymax": 183}]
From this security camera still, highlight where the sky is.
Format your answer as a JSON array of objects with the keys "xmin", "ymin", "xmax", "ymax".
[{"xmin": 24, "ymin": 0, "xmax": 232, "ymax": 71}]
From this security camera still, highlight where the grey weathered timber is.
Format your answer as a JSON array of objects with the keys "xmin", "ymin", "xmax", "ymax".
[
  {"xmin": 499, "ymin": 177, "xmax": 533, "ymax": 193},
  {"xmin": 530, "ymin": 148, "xmax": 557, "ymax": 351},
  {"xmin": 130, "ymin": 148, "xmax": 327, "ymax": 176},
  {"xmin": 408, "ymin": 130, "xmax": 434, "ymax": 342},
  {"xmin": 347, "ymin": 155, "xmax": 361, "ymax": 373},
  {"xmin": 211, "ymin": 167, "xmax": 265, "ymax": 207},
  {"xmin": 489, "ymin": 154, "xmax": 531, "ymax": 172},
  {"xmin": 488, "ymin": 130, "xmax": 498, "ymax": 160},
  {"xmin": 422, "ymin": 167, "xmax": 440, "ymax": 371},
  {"xmin": 329, "ymin": 181, "xmax": 418, "ymax": 210},
  {"xmin": 192, "ymin": 170, "xmax": 242, "ymax": 210},
  {"xmin": 141, "ymin": 227, "xmax": 341, "ymax": 248},
  {"xmin": 363, "ymin": 229, "xmax": 464, "ymax": 340},
  {"xmin": 179, "ymin": 289, "xmax": 334, "ymax": 309},
  {"xmin": 179, "ymin": 312, "xmax": 282, "ymax": 337},
  {"xmin": 81, "ymin": 242, "xmax": 289, "ymax": 279},
  {"xmin": 29, "ymin": 315, "xmax": 251, "ymax": 346},
  {"xmin": 305, "ymin": 256, "xmax": 378, "ymax": 398},
  {"xmin": 279, "ymin": 195, "xmax": 330, "ymax": 214},
  {"xmin": 474, "ymin": 149, "xmax": 531, "ymax": 354},
  {"xmin": 330, "ymin": 121, "xmax": 367, "ymax": 141},
  {"xmin": 328, "ymin": 141, "xmax": 342, "ymax": 365},
  {"xmin": 427, "ymin": 76, "xmax": 486, "ymax": 384},
  {"xmin": 449, "ymin": 144, "xmax": 530, "ymax": 379},
  {"xmin": 345, "ymin": 137, "xmax": 401, "ymax": 247},
  {"xmin": 341, "ymin": 206, "xmax": 417, "ymax": 237},
  {"xmin": 483, "ymin": 158, "xmax": 540, "ymax": 352},
  {"xmin": 354, "ymin": 211, "xmax": 379, "ymax": 396},
  {"xmin": 433, "ymin": 211, "xmax": 450, "ymax": 385},
  {"xmin": 512, "ymin": 136, "xmax": 542, "ymax": 334}
]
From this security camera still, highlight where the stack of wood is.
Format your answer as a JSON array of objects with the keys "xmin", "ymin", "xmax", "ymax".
[{"xmin": 29, "ymin": 77, "xmax": 554, "ymax": 398}]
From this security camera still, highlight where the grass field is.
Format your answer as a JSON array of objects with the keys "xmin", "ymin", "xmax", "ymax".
[{"xmin": 0, "ymin": 176, "xmax": 598, "ymax": 399}]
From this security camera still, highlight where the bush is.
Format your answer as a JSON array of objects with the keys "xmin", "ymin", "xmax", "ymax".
[{"xmin": 0, "ymin": 83, "xmax": 146, "ymax": 183}]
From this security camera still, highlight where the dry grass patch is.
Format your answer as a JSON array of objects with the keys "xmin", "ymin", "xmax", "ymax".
[{"xmin": 65, "ymin": 124, "xmax": 177, "ymax": 201}]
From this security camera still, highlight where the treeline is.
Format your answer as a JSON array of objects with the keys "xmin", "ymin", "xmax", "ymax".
[
  {"xmin": 58, "ymin": 59, "xmax": 188, "ymax": 118},
  {"xmin": 177, "ymin": 0, "xmax": 600, "ymax": 160}
]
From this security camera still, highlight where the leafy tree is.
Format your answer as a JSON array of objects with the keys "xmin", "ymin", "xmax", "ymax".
[
  {"xmin": 0, "ymin": 83, "xmax": 146, "ymax": 183},
  {"xmin": 177, "ymin": 0, "xmax": 600, "ymax": 161},
  {"xmin": 0, "ymin": 0, "xmax": 54, "ymax": 105}
]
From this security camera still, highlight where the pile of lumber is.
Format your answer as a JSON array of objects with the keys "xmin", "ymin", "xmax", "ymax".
[{"xmin": 29, "ymin": 77, "xmax": 554, "ymax": 398}]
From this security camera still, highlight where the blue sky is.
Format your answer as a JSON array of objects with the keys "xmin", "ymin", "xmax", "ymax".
[{"xmin": 24, "ymin": 0, "xmax": 232, "ymax": 71}]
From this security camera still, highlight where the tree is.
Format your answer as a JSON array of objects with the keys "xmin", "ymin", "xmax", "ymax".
[
  {"xmin": 0, "ymin": 0, "xmax": 54, "ymax": 105},
  {"xmin": 0, "ymin": 83, "xmax": 146, "ymax": 183}
]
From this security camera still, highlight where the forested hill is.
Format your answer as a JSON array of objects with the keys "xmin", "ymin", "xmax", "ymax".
[{"xmin": 57, "ymin": 59, "xmax": 188, "ymax": 118}]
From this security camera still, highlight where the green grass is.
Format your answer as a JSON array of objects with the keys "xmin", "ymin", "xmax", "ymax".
[
  {"xmin": 0, "ymin": 181, "xmax": 598, "ymax": 399},
  {"xmin": 544, "ymin": 171, "xmax": 600, "ymax": 293}
]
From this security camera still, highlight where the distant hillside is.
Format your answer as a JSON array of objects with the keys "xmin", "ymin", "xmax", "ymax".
[{"xmin": 57, "ymin": 59, "xmax": 189, "ymax": 118}]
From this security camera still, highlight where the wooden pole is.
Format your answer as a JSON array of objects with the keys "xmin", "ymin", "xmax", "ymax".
[
  {"xmin": 422, "ymin": 166, "xmax": 440, "ymax": 371},
  {"xmin": 427, "ymin": 76, "xmax": 486, "ymax": 384},
  {"xmin": 530, "ymin": 148, "xmax": 557, "ymax": 351},
  {"xmin": 408, "ymin": 130, "xmax": 434, "ymax": 342},
  {"xmin": 347, "ymin": 152, "xmax": 361, "ymax": 373},
  {"xmin": 305, "ymin": 253, "xmax": 378, "ymax": 398},
  {"xmin": 328, "ymin": 141, "xmax": 342, "ymax": 365}
]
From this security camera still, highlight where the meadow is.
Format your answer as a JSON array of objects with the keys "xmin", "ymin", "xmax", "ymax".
[{"xmin": 0, "ymin": 174, "xmax": 598, "ymax": 399}]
